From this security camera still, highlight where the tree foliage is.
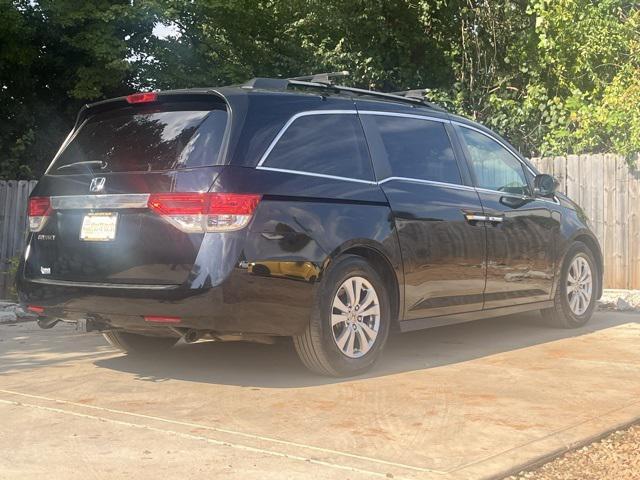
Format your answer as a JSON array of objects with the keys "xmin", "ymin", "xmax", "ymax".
[{"xmin": 1, "ymin": 0, "xmax": 639, "ymax": 179}]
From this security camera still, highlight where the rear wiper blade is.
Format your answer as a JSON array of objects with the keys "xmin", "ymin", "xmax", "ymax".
[{"xmin": 56, "ymin": 160, "xmax": 107, "ymax": 172}]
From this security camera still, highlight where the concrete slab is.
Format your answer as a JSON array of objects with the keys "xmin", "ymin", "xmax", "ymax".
[{"xmin": 0, "ymin": 311, "xmax": 638, "ymax": 479}]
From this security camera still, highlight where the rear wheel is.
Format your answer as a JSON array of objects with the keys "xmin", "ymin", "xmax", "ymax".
[
  {"xmin": 541, "ymin": 241, "xmax": 599, "ymax": 328},
  {"xmin": 293, "ymin": 255, "xmax": 391, "ymax": 377},
  {"xmin": 103, "ymin": 331, "xmax": 178, "ymax": 355}
]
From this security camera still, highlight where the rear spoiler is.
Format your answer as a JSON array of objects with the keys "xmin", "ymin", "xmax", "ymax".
[{"xmin": 73, "ymin": 89, "xmax": 228, "ymax": 129}]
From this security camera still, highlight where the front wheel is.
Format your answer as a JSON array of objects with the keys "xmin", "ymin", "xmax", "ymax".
[
  {"xmin": 103, "ymin": 330, "xmax": 178, "ymax": 355},
  {"xmin": 541, "ymin": 241, "xmax": 599, "ymax": 328},
  {"xmin": 293, "ymin": 255, "xmax": 391, "ymax": 377}
]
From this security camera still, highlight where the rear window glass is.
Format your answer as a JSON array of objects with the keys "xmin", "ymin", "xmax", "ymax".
[
  {"xmin": 363, "ymin": 115, "xmax": 461, "ymax": 185},
  {"xmin": 263, "ymin": 114, "xmax": 374, "ymax": 181},
  {"xmin": 50, "ymin": 107, "xmax": 228, "ymax": 174}
]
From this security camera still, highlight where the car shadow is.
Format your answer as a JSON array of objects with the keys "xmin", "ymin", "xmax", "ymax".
[
  {"xmin": 0, "ymin": 322, "xmax": 114, "ymax": 375},
  {"xmin": 93, "ymin": 309, "xmax": 640, "ymax": 388}
]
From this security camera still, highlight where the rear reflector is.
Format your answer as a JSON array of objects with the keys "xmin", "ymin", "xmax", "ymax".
[
  {"xmin": 144, "ymin": 315, "xmax": 182, "ymax": 324},
  {"xmin": 28, "ymin": 197, "xmax": 52, "ymax": 232},
  {"xmin": 147, "ymin": 193, "xmax": 261, "ymax": 233},
  {"xmin": 27, "ymin": 305, "xmax": 45, "ymax": 314},
  {"xmin": 126, "ymin": 92, "xmax": 158, "ymax": 104}
]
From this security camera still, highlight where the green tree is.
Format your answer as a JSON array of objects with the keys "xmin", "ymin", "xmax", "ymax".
[{"xmin": 0, "ymin": 0, "xmax": 157, "ymax": 179}]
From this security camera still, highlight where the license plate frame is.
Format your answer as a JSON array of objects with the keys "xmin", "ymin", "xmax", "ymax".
[{"xmin": 79, "ymin": 212, "xmax": 119, "ymax": 242}]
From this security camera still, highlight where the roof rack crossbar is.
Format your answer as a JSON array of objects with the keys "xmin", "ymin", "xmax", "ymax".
[{"xmin": 391, "ymin": 89, "xmax": 446, "ymax": 111}]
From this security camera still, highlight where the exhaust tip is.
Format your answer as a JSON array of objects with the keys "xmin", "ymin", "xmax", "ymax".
[
  {"xmin": 36, "ymin": 317, "xmax": 60, "ymax": 329},
  {"xmin": 183, "ymin": 329, "xmax": 200, "ymax": 344}
]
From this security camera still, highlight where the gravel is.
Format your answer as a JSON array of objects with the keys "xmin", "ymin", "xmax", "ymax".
[
  {"xmin": 599, "ymin": 289, "xmax": 640, "ymax": 311},
  {"xmin": 0, "ymin": 301, "xmax": 36, "ymax": 324},
  {"xmin": 506, "ymin": 423, "xmax": 640, "ymax": 480}
]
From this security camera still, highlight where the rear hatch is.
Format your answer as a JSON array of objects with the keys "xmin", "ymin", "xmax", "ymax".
[{"xmin": 24, "ymin": 93, "xmax": 229, "ymax": 286}]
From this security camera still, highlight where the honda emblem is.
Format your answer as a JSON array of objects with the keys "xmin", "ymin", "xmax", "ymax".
[{"xmin": 90, "ymin": 177, "xmax": 106, "ymax": 193}]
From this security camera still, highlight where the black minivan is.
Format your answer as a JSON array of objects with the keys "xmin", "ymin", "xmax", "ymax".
[{"xmin": 17, "ymin": 77, "xmax": 603, "ymax": 376}]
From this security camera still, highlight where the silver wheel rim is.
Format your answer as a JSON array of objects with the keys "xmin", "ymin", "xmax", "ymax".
[
  {"xmin": 567, "ymin": 255, "xmax": 593, "ymax": 316},
  {"xmin": 331, "ymin": 276, "xmax": 380, "ymax": 358}
]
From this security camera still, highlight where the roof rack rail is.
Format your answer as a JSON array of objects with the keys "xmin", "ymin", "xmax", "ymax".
[
  {"xmin": 288, "ymin": 71, "xmax": 350, "ymax": 85},
  {"xmin": 241, "ymin": 75, "xmax": 445, "ymax": 110}
]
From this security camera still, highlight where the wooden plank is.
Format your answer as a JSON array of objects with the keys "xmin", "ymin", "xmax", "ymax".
[
  {"xmin": 590, "ymin": 154, "xmax": 604, "ymax": 248},
  {"xmin": 565, "ymin": 155, "xmax": 580, "ymax": 205},
  {"xmin": 602, "ymin": 155, "xmax": 617, "ymax": 289},
  {"xmin": 629, "ymin": 158, "xmax": 640, "ymax": 289},
  {"xmin": 614, "ymin": 157, "xmax": 629, "ymax": 288},
  {"xmin": 553, "ymin": 156, "xmax": 567, "ymax": 195},
  {"xmin": 1, "ymin": 181, "xmax": 15, "ymax": 265}
]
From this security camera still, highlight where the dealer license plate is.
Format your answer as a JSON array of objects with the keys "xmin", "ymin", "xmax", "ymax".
[{"xmin": 79, "ymin": 212, "xmax": 118, "ymax": 241}]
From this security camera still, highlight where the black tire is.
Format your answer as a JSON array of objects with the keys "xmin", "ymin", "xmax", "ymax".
[
  {"xmin": 541, "ymin": 241, "xmax": 599, "ymax": 328},
  {"xmin": 293, "ymin": 255, "xmax": 391, "ymax": 377},
  {"xmin": 103, "ymin": 330, "xmax": 178, "ymax": 355}
]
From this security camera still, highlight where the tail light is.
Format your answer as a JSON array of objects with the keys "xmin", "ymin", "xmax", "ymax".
[
  {"xmin": 147, "ymin": 193, "xmax": 261, "ymax": 233},
  {"xmin": 28, "ymin": 197, "xmax": 52, "ymax": 232}
]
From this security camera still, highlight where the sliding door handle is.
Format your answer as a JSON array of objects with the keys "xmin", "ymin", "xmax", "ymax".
[
  {"xmin": 464, "ymin": 213, "xmax": 504, "ymax": 225},
  {"xmin": 464, "ymin": 213, "xmax": 488, "ymax": 223}
]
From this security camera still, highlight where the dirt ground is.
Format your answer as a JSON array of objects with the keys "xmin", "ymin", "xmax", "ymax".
[{"xmin": 507, "ymin": 423, "xmax": 640, "ymax": 480}]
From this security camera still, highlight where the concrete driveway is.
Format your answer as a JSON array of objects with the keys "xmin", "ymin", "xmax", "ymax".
[{"xmin": 0, "ymin": 311, "xmax": 639, "ymax": 480}]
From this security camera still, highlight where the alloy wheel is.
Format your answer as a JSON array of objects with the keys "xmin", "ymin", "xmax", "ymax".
[
  {"xmin": 567, "ymin": 255, "xmax": 593, "ymax": 316},
  {"xmin": 331, "ymin": 276, "xmax": 381, "ymax": 358}
]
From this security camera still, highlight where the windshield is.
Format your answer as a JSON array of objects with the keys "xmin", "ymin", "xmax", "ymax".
[{"xmin": 49, "ymin": 107, "xmax": 228, "ymax": 174}]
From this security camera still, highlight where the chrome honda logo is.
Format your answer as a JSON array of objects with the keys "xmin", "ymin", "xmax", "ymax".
[{"xmin": 90, "ymin": 177, "xmax": 106, "ymax": 193}]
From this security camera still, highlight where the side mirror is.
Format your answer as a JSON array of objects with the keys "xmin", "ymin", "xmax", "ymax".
[{"xmin": 534, "ymin": 174, "xmax": 558, "ymax": 197}]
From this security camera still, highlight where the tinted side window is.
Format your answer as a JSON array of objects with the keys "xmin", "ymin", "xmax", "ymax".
[
  {"xmin": 363, "ymin": 115, "xmax": 461, "ymax": 184},
  {"xmin": 457, "ymin": 127, "xmax": 530, "ymax": 195},
  {"xmin": 263, "ymin": 114, "xmax": 374, "ymax": 181}
]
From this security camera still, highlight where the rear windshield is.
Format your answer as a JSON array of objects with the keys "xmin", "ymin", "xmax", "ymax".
[{"xmin": 49, "ymin": 106, "xmax": 228, "ymax": 174}]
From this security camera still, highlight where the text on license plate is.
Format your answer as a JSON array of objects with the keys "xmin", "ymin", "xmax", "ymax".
[{"xmin": 80, "ymin": 213, "xmax": 118, "ymax": 241}]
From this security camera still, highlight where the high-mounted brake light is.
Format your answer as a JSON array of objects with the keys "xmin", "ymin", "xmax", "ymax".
[
  {"xmin": 28, "ymin": 197, "xmax": 52, "ymax": 232},
  {"xmin": 147, "ymin": 193, "xmax": 261, "ymax": 233},
  {"xmin": 126, "ymin": 92, "xmax": 158, "ymax": 104}
]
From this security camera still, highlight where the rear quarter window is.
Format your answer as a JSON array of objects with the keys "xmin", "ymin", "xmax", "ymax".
[
  {"xmin": 49, "ymin": 107, "xmax": 228, "ymax": 174},
  {"xmin": 261, "ymin": 113, "xmax": 374, "ymax": 181}
]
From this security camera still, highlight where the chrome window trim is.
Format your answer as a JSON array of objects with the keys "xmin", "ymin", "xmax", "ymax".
[
  {"xmin": 51, "ymin": 194, "xmax": 150, "ymax": 210},
  {"xmin": 358, "ymin": 110, "xmax": 448, "ymax": 124},
  {"xmin": 254, "ymin": 109, "xmax": 561, "ymax": 204},
  {"xmin": 256, "ymin": 109, "xmax": 448, "ymax": 168},
  {"xmin": 378, "ymin": 176, "xmax": 475, "ymax": 192},
  {"xmin": 256, "ymin": 109, "xmax": 455, "ymax": 187},
  {"xmin": 256, "ymin": 166, "xmax": 378, "ymax": 185}
]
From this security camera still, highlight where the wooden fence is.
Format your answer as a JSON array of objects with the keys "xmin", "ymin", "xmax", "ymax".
[
  {"xmin": 0, "ymin": 154, "xmax": 639, "ymax": 296},
  {"xmin": 531, "ymin": 154, "xmax": 640, "ymax": 290},
  {"xmin": 0, "ymin": 180, "xmax": 37, "ymax": 298}
]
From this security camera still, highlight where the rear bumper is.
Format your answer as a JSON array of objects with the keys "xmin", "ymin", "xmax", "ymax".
[{"xmin": 17, "ymin": 267, "xmax": 316, "ymax": 336}]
